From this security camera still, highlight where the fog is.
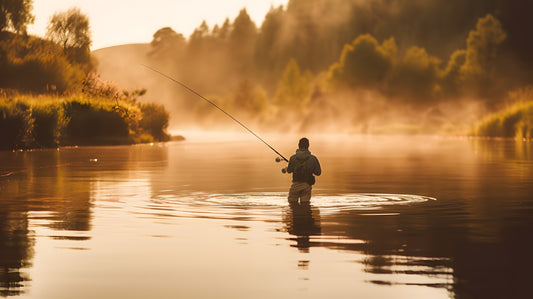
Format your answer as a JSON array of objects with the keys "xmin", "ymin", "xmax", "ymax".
[{"xmin": 93, "ymin": 0, "xmax": 532, "ymax": 135}]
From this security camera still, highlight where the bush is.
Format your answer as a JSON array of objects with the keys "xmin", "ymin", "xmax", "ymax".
[
  {"xmin": 0, "ymin": 101, "xmax": 32, "ymax": 150},
  {"xmin": 32, "ymin": 103, "xmax": 60, "ymax": 147},
  {"xmin": 474, "ymin": 101, "xmax": 533, "ymax": 139},
  {"xmin": 0, "ymin": 32, "xmax": 86, "ymax": 93},
  {"xmin": 0, "ymin": 93, "xmax": 171, "ymax": 149},
  {"xmin": 139, "ymin": 103, "xmax": 170, "ymax": 142},
  {"xmin": 62, "ymin": 100, "xmax": 130, "ymax": 145}
]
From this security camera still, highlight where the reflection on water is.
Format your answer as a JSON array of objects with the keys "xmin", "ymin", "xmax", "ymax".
[
  {"xmin": 0, "ymin": 136, "xmax": 532, "ymax": 298},
  {"xmin": 284, "ymin": 202, "xmax": 322, "ymax": 253},
  {"xmin": 0, "ymin": 210, "xmax": 33, "ymax": 297}
]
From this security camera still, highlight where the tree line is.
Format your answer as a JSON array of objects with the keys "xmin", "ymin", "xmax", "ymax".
[
  {"xmin": 144, "ymin": 0, "xmax": 532, "ymax": 134},
  {"xmin": 2, "ymin": 0, "xmax": 532, "ymax": 137}
]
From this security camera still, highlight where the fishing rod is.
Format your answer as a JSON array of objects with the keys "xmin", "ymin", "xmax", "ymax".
[{"xmin": 141, "ymin": 64, "xmax": 289, "ymax": 163}]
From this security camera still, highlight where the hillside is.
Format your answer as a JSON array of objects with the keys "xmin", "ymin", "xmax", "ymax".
[{"xmin": 92, "ymin": 43, "xmax": 151, "ymax": 90}]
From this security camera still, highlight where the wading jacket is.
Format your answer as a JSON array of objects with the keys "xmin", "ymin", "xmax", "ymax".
[{"xmin": 287, "ymin": 149, "xmax": 321, "ymax": 185}]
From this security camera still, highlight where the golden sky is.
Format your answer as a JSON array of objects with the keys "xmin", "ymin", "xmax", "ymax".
[{"xmin": 28, "ymin": 0, "xmax": 289, "ymax": 50}]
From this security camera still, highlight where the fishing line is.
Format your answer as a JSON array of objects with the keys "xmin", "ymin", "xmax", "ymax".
[{"xmin": 141, "ymin": 64, "xmax": 289, "ymax": 162}]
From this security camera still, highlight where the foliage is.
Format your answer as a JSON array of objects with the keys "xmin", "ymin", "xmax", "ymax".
[
  {"xmin": 228, "ymin": 9, "xmax": 257, "ymax": 75},
  {"xmin": 274, "ymin": 59, "xmax": 313, "ymax": 109},
  {"xmin": 444, "ymin": 14, "xmax": 507, "ymax": 99},
  {"xmin": 139, "ymin": 103, "xmax": 170, "ymax": 142},
  {"xmin": 31, "ymin": 101, "xmax": 60, "ymax": 147},
  {"xmin": 461, "ymin": 14, "xmax": 507, "ymax": 77},
  {"xmin": 62, "ymin": 98, "xmax": 130, "ymax": 145},
  {"xmin": 326, "ymin": 14, "xmax": 505, "ymax": 105},
  {"xmin": 389, "ymin": 46, "xmax": 442, "ymax": 101},
  {"xmin": 328, "ymin": 35, "xmax": 395, "ymax": 89},
  {"xmin": 473, "ymin": 87, "xmax": 533, "ymax": 139},
  {"xmin": 0, "ymin": 99, "xmax": 31, "ymax": 149},
  {"xmin": 0, "ymin": 0, "xmax": 34, "ymax": 33},
  {"xmin": 0, "ymin": 32, "xmax": 85, "ymax": 93},
  {"xmin": 149, "ymin": 27, "xmax": 186, "ymax": 61},
  {"xmin": 81, "ymin": 72, "xmax": 119, "ymax": 98},
  {"xmin": 46, "ymin": 7, "xmax": 94, "ymax": 71},
  {"xmin": 0, "ymin": 93, "xmax": 171, "ymax": 150},
  {"xmin": 233, "ymin": 80, "xmax": 268, "ymax": 116},
  {"xmin": 142, "ymin": 0, "xmax": 533, "ymax": 112}
]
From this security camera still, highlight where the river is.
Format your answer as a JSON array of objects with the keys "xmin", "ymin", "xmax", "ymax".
[{"xmin": 1, "ymin": 133, "xmax": 532, "ymax": 298}]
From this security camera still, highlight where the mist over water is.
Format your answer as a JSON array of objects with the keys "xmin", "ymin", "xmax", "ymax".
[
  {"xmin": 2, "ymin": 0, "xmax": 532, "ymax": 297},
  {"xmin": 93, "ymin": 0, "xmax": 533, "ymax": 136},
  {"xmin": 1, "ymin": 135, "xmax": 532, "ymax": 298}
]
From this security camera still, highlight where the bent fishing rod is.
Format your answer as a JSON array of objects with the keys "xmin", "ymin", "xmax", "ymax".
[{"xmin": 142, "ymin": 64, "xmax": 289, "ymax": 163}]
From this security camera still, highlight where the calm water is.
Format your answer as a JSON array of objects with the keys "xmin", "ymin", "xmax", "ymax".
[{"xmin": 1, "ymin": 133, "xmax": 532, "ymax": 298}]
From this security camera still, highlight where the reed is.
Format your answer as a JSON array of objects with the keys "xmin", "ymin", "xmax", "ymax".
[{"xmin": 473, "ymin": 101, "xmax": 533, "ymax": 139}]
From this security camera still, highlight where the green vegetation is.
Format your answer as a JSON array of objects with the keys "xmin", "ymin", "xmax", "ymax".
[
  {"xmin": 46, "ymin": 7, "xmax": 94, "ymax": 72},
  {"xmin": 0, "ymin": 31, "xmax": 86, "ymax": 93},
  {"xmin": 3, "ymin": 0, "xmax": 533, "ymax": 138},
  {"xmin": 473, "ymin": 88, "xmax": 533, "ymax": 139},
  {"xmin": 0, "ymin": 0, "xmax": 34, "ymax": 33},
  {"xmin": 0, "ymin": 93, "xmax": 170, "ymax": 150},
  {"xmin": 1, "ymin": 4, "xmax": 93, "ymax": 93},
  {"xmin": 140, "ymin": 1, "xmax": 532, "ymax": 134},
  {"xmin": 1, "ymin": 2, "xmax": 171, "ymax": 149}
]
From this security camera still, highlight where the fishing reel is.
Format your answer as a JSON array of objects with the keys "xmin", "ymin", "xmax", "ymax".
[{"xmin": 275, "ymin": 157, "xmax": 288, "ymax": 173}]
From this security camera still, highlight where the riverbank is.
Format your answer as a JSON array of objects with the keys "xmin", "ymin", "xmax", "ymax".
[
  {"xmin": 473, "ymin": 101, "xmax": 533, "ymax": 140},
  {"xmin": 0, "ymin": 93, "xmax": 172, "ymax": 150}
]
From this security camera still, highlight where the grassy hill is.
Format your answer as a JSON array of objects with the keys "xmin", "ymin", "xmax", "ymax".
[{"xmin": 92, "ymin": 43, "xmax": 151, "ymax": 90}]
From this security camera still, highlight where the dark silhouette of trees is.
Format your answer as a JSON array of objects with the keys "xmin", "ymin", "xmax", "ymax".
[
  {"xmin": 328, "ymin": 35, "xmax": 396, "ymax": 89},
  {"xmin": 137, "ymin": 0, "xmax": 533, "ymax": 133},
  {"xmin": 46, "ymin": 7, "xmax": 94, "ymax": 72},
  {"xmin": 0, "ymin": 0, "xmax": 34, "ymax": 33},
  {"xmin": 1, "ymin": 6, "xmax": 96, "ymax": 93},
  {"xmin": 150, "ymin": 27, "xmax": 186, "ymax": 61},
  {"xmin": 228, "ymin": 9, "xmax": 257, "ymax": 76},
  {"xmin": 0, "ymin": 33, "xmax": 85, "ymax": 92}
]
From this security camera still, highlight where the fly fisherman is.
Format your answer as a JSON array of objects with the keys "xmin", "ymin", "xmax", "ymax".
[{"xmin": 286, "ymin": 138, "xmax": 321, "ymax": 203}]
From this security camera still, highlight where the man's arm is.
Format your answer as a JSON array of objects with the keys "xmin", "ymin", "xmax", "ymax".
[
  {"xmin": 313, "ymin": 157, "xmax": 321, "ymax": 176},
  {"xmin": 286, "ymin": 156, "xmax": 295, "ymax": 173}
]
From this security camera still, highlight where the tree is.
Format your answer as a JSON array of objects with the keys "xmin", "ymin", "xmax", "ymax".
[
  {"xmin": 149, "ymin": 27, "xmax": 186, "ymax": 60},
  {"xmin": 0, "ymin": 0, "xmax": 34, "ymax": 33},
  {"xmin": 46, "ymin": 7, "xmax": 93, "ymax": 71},
  {"xmin": 461, "ymin": 14, "xmax": 506, "ymax": 78},
  {"xmin": 187, "ymin": 20, "xmax": 211, "ymax": 60},
  {"xmin": 255, "ymin": 5, "xmax": 286, "ymax": 88},
  {"xmin": 389, "ymin": 46, "xmax": 442, "ymax": 101},
  {"xmin": 274, "ymin": 59, "xmax": 313, "ymax": 109},
  {"xmin": 233, "ymin": 79, "xmax": 268, "ymax": 115},
  {"xmin": 443, "ymin": 14, "xmax": 506, "ymax": 99},
  {"xmin": 328, "ymin": 34, "xmax": 396, "ymax": 88},
  {"xmin": 228, "ymin": 9, "xmax": 257, "ymax": 75}
]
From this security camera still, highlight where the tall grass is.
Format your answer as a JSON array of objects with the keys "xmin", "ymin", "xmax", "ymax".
[
  {"xmin": 473, "ymin": 88, "xmax": 533, "ymax": 139},
  {"xmin": 0, "ymin": 93, "xmax": 170, "ymax": 150}
]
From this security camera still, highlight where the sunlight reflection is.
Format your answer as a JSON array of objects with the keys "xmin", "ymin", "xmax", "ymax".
[{"xmin": 200, "ymin": 192, "xmax": 435, "ymax": 211}]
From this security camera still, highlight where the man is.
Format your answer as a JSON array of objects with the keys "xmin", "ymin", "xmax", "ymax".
[{"xmin": 286, "ymin": 137, "xmax": 321, "ymax": 203}]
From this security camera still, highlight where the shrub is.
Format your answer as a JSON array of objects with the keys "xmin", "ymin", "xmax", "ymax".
[
  {"xmin": 32, "ymin": 103, "xmax": 60, "ymax": 147},
  {"xmin": 474, "ymin": 101, "xmax": 533, "ymax": 139},
  {"xmin": 0, "ymin": 100, "xmax": 32, "ymax": 150},
  {"xmin": 0, "ymin": 93, "xmax": 171, "ymax": 149},
  {"xmin": 62, "ymin": 100, "xmax": 129, "ymax": 145},
  {"xmin": 139, "ymin": 103, "xmax": 170, "ymax": 141}
]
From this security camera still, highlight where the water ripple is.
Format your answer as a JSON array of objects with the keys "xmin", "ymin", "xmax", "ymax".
[
  {"xmin": 140, "ymin": 192, "xmax": 435, "ymax": 220},
  {"xmin": 200, "ymin": 192, "xmax": 435, "ymax": 209}
]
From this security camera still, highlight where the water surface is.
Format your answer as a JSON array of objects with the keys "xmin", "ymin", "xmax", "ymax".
[{"xmin": 1, "ymin": 134, "xmax": 532, "ymax": 298}]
